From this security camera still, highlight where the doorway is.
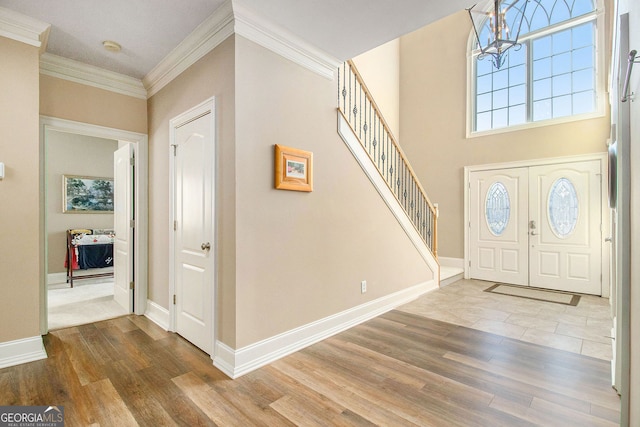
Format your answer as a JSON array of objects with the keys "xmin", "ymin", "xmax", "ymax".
[
  {"xmin": 169, "ymin": 98, "xmax": 216, "ymax": 355},
  {"xmin": 40, "ymin": 116, "xmax": 148, "ymax": 334},
  {"xmin": 465, "ymin": 155, "xmax": 608, "ymax": 296}
]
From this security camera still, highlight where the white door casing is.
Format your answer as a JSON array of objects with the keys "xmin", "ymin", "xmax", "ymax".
[
  {"xmin": 469, "ymin": 168, "xmax": 529, "ymax": 285},
  {"xmin": 170, "ymin": 98, "xmax": 215, "ymax": 355},
  {"xmin": 529, "ymin": 160, "xmax": 602, "ymax": 294},
  {"xmin": 114, "ymin": 143, "xmax": 134, "ymax": 311}
]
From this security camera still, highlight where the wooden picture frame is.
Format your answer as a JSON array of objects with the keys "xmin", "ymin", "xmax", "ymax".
[
  {"xmin": 274, "ymin": 144, "xmax": 313, "ymax": 192},
  {"xmin": 63, "ymin": 174, "xmax": 114, "ymax": 213}
]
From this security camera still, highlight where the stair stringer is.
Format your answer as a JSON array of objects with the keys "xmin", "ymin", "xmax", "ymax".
[{"xmin": 337, "ymin": 112, "xmax": 440, "ymax": 282}]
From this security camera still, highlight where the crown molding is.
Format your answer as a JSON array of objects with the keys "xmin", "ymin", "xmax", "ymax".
[
  {"xmin": 40, "ymin": 53, "xmax": 147, "ymax": 99},
  {"xmin": 233, "ymin": 3, "xmax": 341, "ymax": 80},
  {"xmin": 143, "ymin": 0, "xmax": 235, "ymax": 98},
  {"xmin": 143, "ymin": 0, "xmax": 341, "ymax": 98},
  {"xmin": 0, "ymin": 6, "xmax": 50, "ymax": 54}
]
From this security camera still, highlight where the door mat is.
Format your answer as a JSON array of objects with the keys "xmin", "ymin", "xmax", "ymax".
[{"xmin": 484, "ymin": 283, "xmax": 581, "ymax": 306}]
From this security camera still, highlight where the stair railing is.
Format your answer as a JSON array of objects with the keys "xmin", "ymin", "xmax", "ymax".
[{"xmin": 338, "ymin": 60, "xmax": 438, "ymax": 258}]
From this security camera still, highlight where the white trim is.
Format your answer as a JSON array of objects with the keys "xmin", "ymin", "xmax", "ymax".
[
  {"xmin": 463, "ymin": 153, "xmax": 609, "ymax": 297},
  {"xmin": 0, "ymin": 6, "xmax": 50, "ymax": 53},
  {"xmin": 145, "ymin": 300, "xmax": 170, "ymax": 331},
  {"xmin": 143, "ymin": 0, "xmax": 341, "ymax": 98},
  {"xmin": 144, "ymin": 1, "xmax": 235, "ymax": 98},
  {"xmin": 337, "ymin": 113, "xmax": 440, "ymax": 276},
  {"xmin": 40, "ymin": 53, "xmax": 147, "ymax": 100},
  {"xmin": 438, "ymin": 257, "xmax": 465, "ymax": 269},
  {"xmin": 213, "ymin": 280, "xmax": 437, "ymax": 378},
  {"xmin": 39, "ymin": 116, "xmax": 149, "ymax": 333},
  {"xmin": 233, "ymin": 3, "xmax": 340, "ymax": 80},
  {"xmin": 0, "ymin": 336, "xmax": 47, "ymax": 369}
]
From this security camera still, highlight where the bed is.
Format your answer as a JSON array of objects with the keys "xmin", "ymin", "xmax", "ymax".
[{"xmin": 65, "ymin": 228, "xmax": 115, "ymax": 287}]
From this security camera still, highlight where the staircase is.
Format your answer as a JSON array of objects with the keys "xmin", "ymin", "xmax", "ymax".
[{"xmin": 337, "ymin": 60, "xmax": 440, "ymax": 278}]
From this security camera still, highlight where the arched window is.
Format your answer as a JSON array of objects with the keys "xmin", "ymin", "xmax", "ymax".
[{"xmin": 470, "ymin": 0, "xmax": 601, "ymax": 133}]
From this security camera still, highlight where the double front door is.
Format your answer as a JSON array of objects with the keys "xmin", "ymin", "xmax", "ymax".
[{"xmin": 469, "ymin": 160, "xmax": 602, "ymax": 295}]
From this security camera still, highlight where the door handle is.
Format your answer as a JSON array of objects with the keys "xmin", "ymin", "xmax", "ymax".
[
  {"xmin": 605, "ymin": 237, "xmax": 612, "ymax": 242},
  {"xmin": 201, "ymin": 242, "xmax": 211, "ymax": 251}
]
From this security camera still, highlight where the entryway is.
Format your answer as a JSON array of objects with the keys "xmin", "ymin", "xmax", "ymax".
[
  {"xmin": 40, "ymin": 117, "xmax": 149, "ymax": 333},
  {"xmin": 465, "ymin": 155, "xmax": 608, "ymax": 296}
]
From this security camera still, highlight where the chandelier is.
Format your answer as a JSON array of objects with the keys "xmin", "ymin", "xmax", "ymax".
[{"xmin": 468, "ymin": 0, "xmax": 530, "ymax": 69}]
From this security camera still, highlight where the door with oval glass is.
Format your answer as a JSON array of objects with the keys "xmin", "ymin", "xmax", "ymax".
[{"xmin": 469, "ymin": 160, "xmax": 602, "ymax": 295}]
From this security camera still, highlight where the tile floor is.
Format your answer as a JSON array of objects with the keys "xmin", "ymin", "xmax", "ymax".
[{"xmin": 398, "ymin": 278, "xmax": 613, "ymax": 360}]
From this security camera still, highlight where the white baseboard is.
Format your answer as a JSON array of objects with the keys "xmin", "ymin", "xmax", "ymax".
[
  {"xmin": 144, "ymin": 300, "xmax": 170, "ymax": 331},
  {"xmin": 213, "ymin": 280, "xmax": 437, "ymax": 378},
  {"xmin": 438, "ymin": 257, "xmax": 465, "ymax": 269},
  {"xmin": 0, "ymin": 336, "xmax": 47, "ymax": 369}
]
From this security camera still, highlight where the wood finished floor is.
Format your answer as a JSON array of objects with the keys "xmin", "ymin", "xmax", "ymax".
[{"xmin": 0, "ymin": 312, "xmax": 619, "ymax": 426}]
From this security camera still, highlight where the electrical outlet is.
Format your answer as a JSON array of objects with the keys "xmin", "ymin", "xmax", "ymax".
[{"xmin": 361, "ymin": 280, "xmax": 367, "ymax": 293}]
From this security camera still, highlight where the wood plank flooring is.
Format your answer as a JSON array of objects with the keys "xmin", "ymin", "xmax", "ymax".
[{"xmin": 0, "ymin": 312, "xmax": 620, "ymax": 426}]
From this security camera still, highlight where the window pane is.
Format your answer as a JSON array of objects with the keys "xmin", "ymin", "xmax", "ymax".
[
  {"xmin": 553, "ymin": 94, "xmax": 572, "ymax": 117},
  {"xmin": 550, "ymin": 2, "xmax": 570, "ymax": 25},
  {"xmin": 572, "ymin": 22, "xmax": 594, "ymax": 48},
  {"xmin": 533, "ymin": 37, "xmax": 552, "ymax": 59},
  {"xmin": 573, "ymin": 90, "xmax": 595, "ymax": 114},
  {"xmin": 552, "ymin": 52, "xmax": 571, "ymax": 75},
  {"xmin": 534, "ymin": 57, "xmax": 552, "ymax": 79},
  {"xmin": 572, "ymin": 46, "xmax": 593, "ymax": 70},
  {"xmin": 493, "ymin": 88, "xmax": 508, "ymax": 109},
  {"xmin": 477, "ymin": 74, "xmax": 493, "ymax": 94},
  {"xmin": 534, "ymin": 99, "xmax": 552, "ymax": 120},
  {"xmin": 509, "ymin": 64, "xmax": 526, "ymax": 85},
  {"xmin": 553, "ymin": 74, "xmax": 571, "ymax": 96},
  {"xmin": 477, "ymin": 92, "xmax": 492, "ymax": 112},
  {"xmin": 572, "ymin": 0, "xmax": 595, "ymax": 18},
  {"xmin": 552, "ymin": 29, "xmax": 571, "ymax": 54},
  {"xmin": 509, "ymin": 46, "xmax": 527, "ymax": 65},
  {"xmin": 493, "ymin": 69, "xmax": 509, "ymax": 90},
  {"xmin": 510, "ymin": 84, "xmax": 527, "ymax": 104},
  {"xmin": 509, "ymin": 104, "xmax": 527, "ymax": 125},
  {"xmin": 477, "ymin": 56, "xmax": 493, "ymax": 76},
  {"xmin": 476, "ymin": 112, "xmax": 492, "ymax": 131},
  {"xmin": 533, "ymin": 78, "xmax": 552, "ymax": 100},
  {"xmin": 573, "ymin": 68, "xmax": 594, "ymax": 92},
  {"xmin": 493, "ymin": 108, "xmax": 508, "ymax": 128}
]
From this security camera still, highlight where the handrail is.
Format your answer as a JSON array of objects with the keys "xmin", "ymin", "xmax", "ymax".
[
  {"xmin": 338, "ymin": 60, "xmax": 438, "ymax": 257},
  {"xmin": 621, "ymin": 49, "xmax": 639, "ymax": 103}
]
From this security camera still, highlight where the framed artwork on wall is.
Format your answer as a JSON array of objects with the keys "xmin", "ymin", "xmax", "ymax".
[
  {"xmin": 274, "ymin": 144, "xmax": 313, "ymax": 192},
  {"xmin": 63, "ymin": 175, "xmax": 114, "ymax": 213}
]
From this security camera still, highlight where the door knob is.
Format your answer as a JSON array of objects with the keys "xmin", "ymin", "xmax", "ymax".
[{"xmin": 201, "ymin": 242, "xmax": 211, "ymax": 251}]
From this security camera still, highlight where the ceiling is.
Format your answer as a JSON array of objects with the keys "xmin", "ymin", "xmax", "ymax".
[{"xmin": 0, "ymin": 0, "xmax": 474, "ymax": 80}]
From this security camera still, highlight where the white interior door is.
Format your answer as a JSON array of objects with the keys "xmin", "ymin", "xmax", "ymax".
[
  {"xmin": 528, "ymin": 160, "xmax": 602, "ymax": 294},
  {"xmin": 113, "ymin": 143, "xmax": 134, "ymax": 312},
  {"xmin": 469, "ymin": 168, "xmax": 529, "ymax": 285},
  {"xmin": 173, "ymin": 107, "xmax": 215, "ymax": 355}
]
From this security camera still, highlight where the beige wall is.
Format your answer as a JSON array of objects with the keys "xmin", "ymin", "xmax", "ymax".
[
  {"xmin": 45, "ymin": 131, "xmax": 117, "ymax": 274},
  {"xmin": 352, "ymin": 39, "xmax": 401, "ymax": 139},
  {"xmin": 0, "ymin": 37, "xmax": 41, "ymax": 342},
  {"xmin": 399, "ymin": 10, "xmax": 611, "ymax": 259},
  {"xmin": 147, "ymin": 36, "xmax": 237, "ymax": 345},
  {"xmin": 40, "ymin": 75, "xmax": 147, "ymax": 134},
  {"xmin": 234, "ymin": 36, "xmax": 431, "ymax": 348}
]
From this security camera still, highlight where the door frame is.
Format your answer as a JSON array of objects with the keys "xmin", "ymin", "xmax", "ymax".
[
  {"xmin": 39, "ymin": 116, "xmax": 149, "ymax": 334},
  {"xmin": 464, "ymin": 152, "xmax": 609, "ymax": 297},
  {"xmin": 168, "ymin": 97, "xmax": 217, "ymax": 349}
]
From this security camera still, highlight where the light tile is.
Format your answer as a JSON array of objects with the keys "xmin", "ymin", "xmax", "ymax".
[
  {"xmin": 581, "ymin": 340, "xmax": 613, "ymax": 360},
  {"xmin": 471, "ymin": 319, "xmax": 526, "ymax": 339},
  {"xmin": 520, "ymin": 329, "xmax": 583, "ymax": 353},
  {"xmin": 556, "ymin": 323, "xmax": 612, "ymax": 344},
  {"xmin": 505, "ymin": 313, "xmax": 558, "ymax": 333}
]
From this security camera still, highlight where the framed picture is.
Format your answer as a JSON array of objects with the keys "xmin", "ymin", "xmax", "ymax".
[
  {"xmin": 63, "ymin": 175, "xmax": 114, "ymax": 213},
  {"xmin": 274, "ymin": 144, "xmax": 313, "ymax": 192}
]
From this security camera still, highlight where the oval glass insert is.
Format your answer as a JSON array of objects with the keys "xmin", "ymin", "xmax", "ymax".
[
  {"xmin": 548, "ymin": 177, "xmax": 579, "ymax": 238},
  {"xmin": 485, "ymin": 182, "xmax": 510, "ymax": 236}
]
